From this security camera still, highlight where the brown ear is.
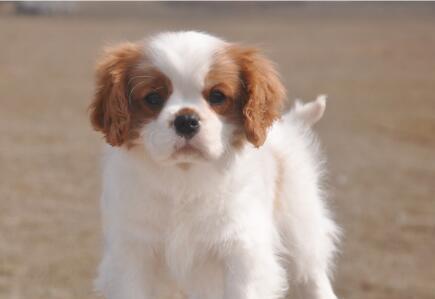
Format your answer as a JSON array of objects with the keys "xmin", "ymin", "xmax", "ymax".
[
  {"xmin": 230, "ymin": 46, "xmax": 286, "ymax": 147},
  {"xmin": 89, "ymin": 42, "xmax": 143, "ymax": 146}
]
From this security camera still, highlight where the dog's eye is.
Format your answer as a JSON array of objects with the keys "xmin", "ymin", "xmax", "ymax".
[
  {"xmin": 144, "ymin": 92, "xmax": 163, "ymax": 108},
  {"xmin": 208, "ymin": 90, "xmax": 226, "ymax": 105}
]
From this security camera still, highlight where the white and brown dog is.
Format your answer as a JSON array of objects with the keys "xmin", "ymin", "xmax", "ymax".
[{"xmin": 90, "ymin": 31, "xmax": 339, "ymax": 299}]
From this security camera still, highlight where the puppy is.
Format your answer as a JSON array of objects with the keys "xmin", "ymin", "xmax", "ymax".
[{"xmin": 90, "ymin": 31, "xmax": 339, "ymax": 299}]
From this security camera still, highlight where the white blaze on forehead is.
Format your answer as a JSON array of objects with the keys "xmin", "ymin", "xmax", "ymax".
[{"xmin": 147, "ymin": 31, "xmax": 226, "ymax": 94}]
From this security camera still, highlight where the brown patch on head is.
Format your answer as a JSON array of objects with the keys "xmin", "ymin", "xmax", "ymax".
[
  {"xmin": 127, "ymin": 68, "xmax": 172, "ymax": 146},
  {"xmin": 203, "ymin": 50, "xmax": 242, "ymax": 120},
  {"xmin": 89, "ymin": 42, "xmax": 172, "ymax": 147},
  {"xmin": 204, "ymin": 44, "xmax": 286, "ymax": 148}
]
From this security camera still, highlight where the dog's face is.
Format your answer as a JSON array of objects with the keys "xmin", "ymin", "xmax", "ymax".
[{"xmin": 90, "ymin": 31, "xmax": 285, "ymax": 165}]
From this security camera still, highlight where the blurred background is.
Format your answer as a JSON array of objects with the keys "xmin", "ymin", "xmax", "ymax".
[{"xmin": 0, "ymin": 2, "xmax": 434, "ymax": 299}]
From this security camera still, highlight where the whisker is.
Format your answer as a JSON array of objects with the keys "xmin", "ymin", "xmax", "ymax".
[
  {"xmin": 239, "ymin": 78, "xmax": 246, "ymax": 89},
  {"xmin": 128, "ymin": 81, "xmax": 146, "ymax": 106},
  {"xmin": 127, "ymin": 75, "xmax": 153, "ymax": 87}
]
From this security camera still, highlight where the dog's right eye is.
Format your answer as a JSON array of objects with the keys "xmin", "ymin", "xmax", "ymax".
[{"xmin": 144, "ymin": 92, "xmax": 164, "ymax": 108}]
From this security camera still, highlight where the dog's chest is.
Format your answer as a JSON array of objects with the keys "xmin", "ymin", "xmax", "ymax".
[
  {"xmin": 124, "ymin": 191, "xmax": 230, "ymax": 292},
  {"xmin": 124, "ymin": 183, "xmax": 234, "ymax": 242},
  {"xmin": 159, "ymin": 195, "xmax": 230, "ymax": 289}
]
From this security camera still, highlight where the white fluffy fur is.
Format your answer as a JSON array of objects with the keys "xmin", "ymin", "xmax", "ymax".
[{"xmin": 95, "ymin": 31, "xmax": 339, "ymax": 299}]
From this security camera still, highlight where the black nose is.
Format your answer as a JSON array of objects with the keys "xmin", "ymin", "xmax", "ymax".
[{"xmin": 174, "ymin": 114, "xmax": 200, "ymax": 139}]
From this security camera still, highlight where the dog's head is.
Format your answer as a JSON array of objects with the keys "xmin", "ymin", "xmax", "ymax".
[{"xmin": 90, "ymin": 31, "xmax": 285, "ymax": 165}]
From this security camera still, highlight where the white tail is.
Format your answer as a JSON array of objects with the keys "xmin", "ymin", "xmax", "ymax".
[{"xmin": 293, "ymin": 95, "xmax": 327, "ymax": 126}]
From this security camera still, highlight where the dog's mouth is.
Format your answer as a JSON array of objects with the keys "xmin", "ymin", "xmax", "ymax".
[{"xmin": 171, "ymin": 143, "xmax": 205, "ymax": 161}]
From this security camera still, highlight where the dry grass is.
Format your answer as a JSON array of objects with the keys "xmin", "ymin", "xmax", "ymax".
[{"xmin": 0, "ymin": 3, "xmax": 434, "ymax": 299}]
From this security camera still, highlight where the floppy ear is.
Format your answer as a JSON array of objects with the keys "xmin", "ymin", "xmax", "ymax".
[
  {"xmin": 230, "ymin": 46, "xmax": 286, "ymax": 147},
  {"xmin": 89, "ymin": 42, "xmax": 143, "ymax": 146}
]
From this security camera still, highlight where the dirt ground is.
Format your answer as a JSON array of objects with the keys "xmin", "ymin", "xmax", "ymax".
[{"xmin": 0, "ymin": 3, "xmax": 434, "ymax": 299}]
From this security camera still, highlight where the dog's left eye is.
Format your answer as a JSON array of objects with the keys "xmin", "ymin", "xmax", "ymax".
[
  {"xmin": 144, "ymin": 92, "xmax": 164, "ymax": 108},
  {"xmin": 208, "ymin": 90, "xmax": 226, "ymax": 105}
]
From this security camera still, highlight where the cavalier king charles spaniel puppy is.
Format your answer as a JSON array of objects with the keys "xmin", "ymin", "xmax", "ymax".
[{"xmin": 90, "ymin": 31, "xmax": 339, "ymax": 299}]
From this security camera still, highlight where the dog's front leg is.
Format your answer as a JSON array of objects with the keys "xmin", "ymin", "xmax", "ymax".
[
  {"xmin": 95, "ymin": 243, "xmax": 154, "ymax": 299},
  {"xmin": 223, "ymin": 244, "xmax": 287, "ymax": 299},
  {"xmin": 291, "ymin": 271, "xmax": 337, "ymax": 299}
]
